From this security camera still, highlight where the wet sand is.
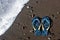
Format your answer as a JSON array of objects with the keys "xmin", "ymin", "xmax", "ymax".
[{"xmin": 0, "ymin": 0, "xmax": 60, "ymax": 40}]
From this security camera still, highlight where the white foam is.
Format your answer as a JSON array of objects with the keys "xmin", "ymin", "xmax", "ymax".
[{"xmin": 0, "ymin": 0, "xmax": 29, "ymax": 36}]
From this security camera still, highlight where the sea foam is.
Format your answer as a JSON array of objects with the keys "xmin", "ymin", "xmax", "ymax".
[{"xmin": 0, "ymin": 0, "xmax": 29, "ymax": 36}]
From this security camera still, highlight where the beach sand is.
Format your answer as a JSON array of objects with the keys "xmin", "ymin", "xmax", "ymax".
[{"xmin": 0, "ymin": 0, "xmax": 60, "ymax": 40}]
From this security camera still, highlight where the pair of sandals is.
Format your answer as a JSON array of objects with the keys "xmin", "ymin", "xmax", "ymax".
[{"xmin": 32, "ymin": 16, "xmax": 51, "ymax": 36}]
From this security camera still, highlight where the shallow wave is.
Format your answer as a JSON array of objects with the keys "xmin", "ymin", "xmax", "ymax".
[{"xmin": 0, "ymin": 0, "xmax": 29, "ymax": 36}]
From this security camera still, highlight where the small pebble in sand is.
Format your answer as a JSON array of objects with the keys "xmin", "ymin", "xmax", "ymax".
[
  {"xmin": 23, "ymin": 33, "xmax": 26, "ymax": 35},
  {"xmin": 48, "ymin": 33, "xmax": 51, "ymax": 39},
  {"xmin": 30, "ymin": 9, "xmax": 33, "ymax": 13},
  {"xmin": 57, "ymin": 12, "xmax": 60, "ymax": 15},
  {"xmin": 26, "ymin": 5, "xmax": 30, "ymax": 9},
  {"xmin": 48, "ymin": 37, "xmax": 51, "ymax": 40},
  {"xmin": 30, "ymin": 30, "xmax": 34, "ymax": 33},
  {"xmin": 31, "ymin": 14, "xmax": 35, "ymax": 18}
]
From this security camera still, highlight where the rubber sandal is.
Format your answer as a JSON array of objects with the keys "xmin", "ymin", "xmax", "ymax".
[
  {"xmin": 42, "ymin": 16, "xmax": 50, "ymax": 30},
  {"xmin": 41, "ymin": 16, "xmax": 51, "ymax": 36},
  {"xmin": 32, "ymin": 16, "xmax": 41, "ymax": 36}
]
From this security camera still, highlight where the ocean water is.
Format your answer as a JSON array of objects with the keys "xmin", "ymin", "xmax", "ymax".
[{"xmin": 0, "ymin": 0, "xmax": 29, "ymax": 36}]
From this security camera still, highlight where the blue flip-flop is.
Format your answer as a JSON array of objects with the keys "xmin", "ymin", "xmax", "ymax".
[
  {"xmin": 32, "ymin": 16, "xmax": 41, "ymax": 36},
  {"xmin": 41, "ymin": 16, "xmax": 51, "ymax": 36},
  {"xmin": 42, "ymin": 16, "xmax": 50, "ymax": 30}
]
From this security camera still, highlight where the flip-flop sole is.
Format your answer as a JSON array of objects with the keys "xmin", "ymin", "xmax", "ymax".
[
  {"xmin": 42, "ymin": 16, "xmax": 50, "ymax": 30},
  {"xmin": 32, "ymin": 16, "xmax": 41, "ymax": 36},
  {"xmin": 32, "ymin": 16, "xmax": 41, "ymax": 30},
  {"xmin": 41, "ymin": 16, "xmax": 51, "ymax": 36}
]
